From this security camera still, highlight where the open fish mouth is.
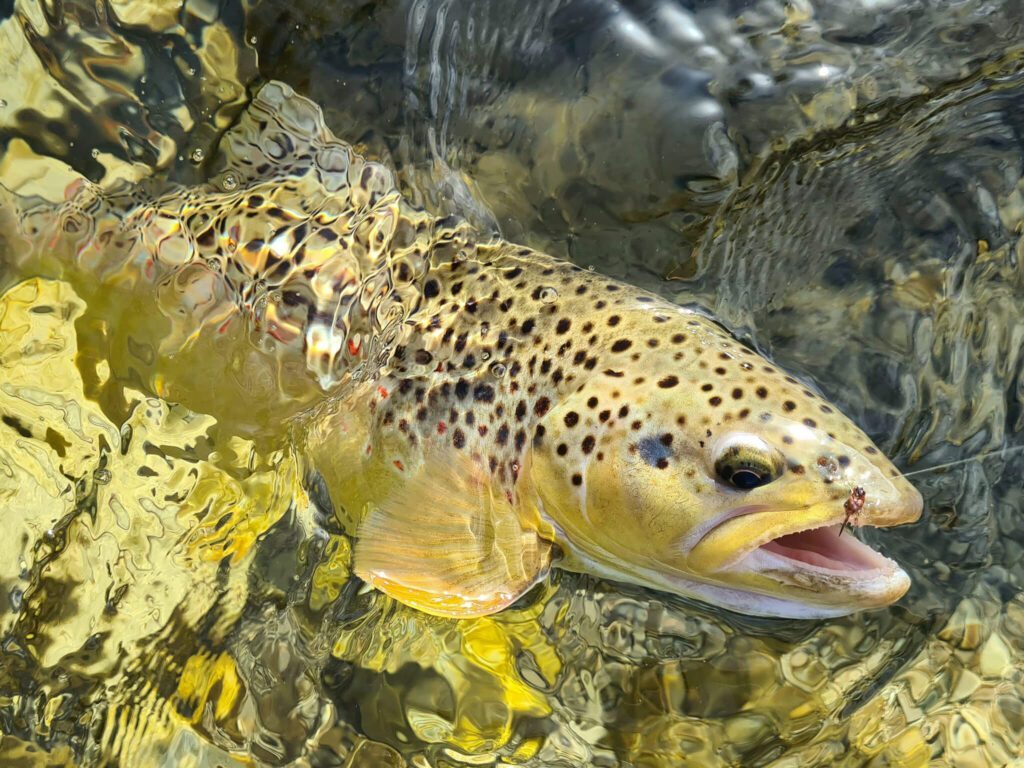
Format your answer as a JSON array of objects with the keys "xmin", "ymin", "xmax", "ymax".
[
  {"xmin": 686, "ymin": 501, "xmax": 916, "ymax": 614},
  {"xmin": 757, "ymin": 523, "xmax": 896, "ymax": 573},
  {"xmin": 741, "ymin": 520, "xmax": 912, "ymax": 611}
]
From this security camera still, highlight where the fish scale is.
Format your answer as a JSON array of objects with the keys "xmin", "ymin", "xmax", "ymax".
[{"xmin": 1, "ymin": 81, "xmax": 922, "ymax": 621}]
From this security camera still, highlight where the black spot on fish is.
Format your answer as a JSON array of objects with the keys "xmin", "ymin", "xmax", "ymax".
[{"xmin": 637, "ymin": 436, "xmax": 674, "ymax": 468}]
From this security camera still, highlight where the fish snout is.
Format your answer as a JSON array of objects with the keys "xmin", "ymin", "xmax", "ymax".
[{"xmin": 850, "ymin": 472, "xmax": 923, "ymax": 530}]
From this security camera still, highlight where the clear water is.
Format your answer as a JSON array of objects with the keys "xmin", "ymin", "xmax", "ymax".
[{"xmin": 1, "ymin": 0, "xmax": 1024, "ymax": 765}]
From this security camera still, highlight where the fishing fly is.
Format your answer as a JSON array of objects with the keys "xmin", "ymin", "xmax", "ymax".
[
  {"xmin": 835, "ymin": 444, "xmax": 1024, "ymax": 538},
  {"xmin": 839, "ymin": 486, "xmax": 865, "ymax": 537}
]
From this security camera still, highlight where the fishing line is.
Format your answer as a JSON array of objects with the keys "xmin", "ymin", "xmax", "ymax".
[
  {"xmin": 901, "ymin": 444, "xmax": 1024, "ymax": 478},
  {"xmin": 837, "ymin": 444, "xmax": 1024, "ymax": 537}
]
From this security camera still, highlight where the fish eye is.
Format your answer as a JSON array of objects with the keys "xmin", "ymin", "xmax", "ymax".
[{"xmin": 713, "ymin": 437, "xmax": 782, "ymax": 491}]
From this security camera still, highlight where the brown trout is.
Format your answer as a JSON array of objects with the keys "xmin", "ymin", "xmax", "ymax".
[{"xmin": 0, "ymin": 81, "xmax": 922, "ymax": 620}]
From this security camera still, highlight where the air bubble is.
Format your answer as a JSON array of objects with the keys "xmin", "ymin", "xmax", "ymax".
[
  {"xmin": 93, "ymin": 468, "xmax": 112, "ymax": 484},
  {"xmin": 539, "ymin": 287, "xmax": 558, "ymax": 304},
  {"xmin": 481, "ymin": 351, "xmax": 491, "ymax": 361},
  {"xmin": 91, "ymin": 148, "xmax": 100, "ymax": 159},
  {"xmin": 190, "ymin": 148, "xmax": 205, "ymax": 163},
  {"xmin": 221, "ymin": 172, "xmax": 239, "ymax": 192},
  {"xmin": 490, "ymin": 362, "xmax": 507, "ymax": 378},
  {"xmin": 0, "ymin": 99, "xmax": 7, "ymax": 109}
]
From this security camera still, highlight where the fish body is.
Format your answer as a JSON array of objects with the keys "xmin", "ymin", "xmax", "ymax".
[{"xmin": 1, "ymin": 82, "xmax": 922, "ymax": 620}]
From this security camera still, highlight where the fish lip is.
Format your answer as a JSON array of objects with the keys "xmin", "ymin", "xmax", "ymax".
[{"xmin": 683, "ymin": 503, "xmax": 782, "ymax": 552}]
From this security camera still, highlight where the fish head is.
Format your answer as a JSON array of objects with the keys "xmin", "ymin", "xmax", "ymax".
[{"xmin": 531, "ymin": 313, "xmax": 922, "ymax": 619}]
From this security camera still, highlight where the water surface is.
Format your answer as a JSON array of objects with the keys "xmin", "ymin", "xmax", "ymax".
[{"xmin": 1, "ymin": 1, "xmax": 1024, "ymax": 766}]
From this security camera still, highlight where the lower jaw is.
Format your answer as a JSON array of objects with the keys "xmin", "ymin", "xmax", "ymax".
[
  {"xmin": 720, "ymin": 544, "xmax": 911, "ymax": 613},
  {"xmin": 556, "ymin": 533, "xmax": 908, "ymax": 620},
  {"xmin": 662, "ymin": 576, "xmax": 876, "ymax": 620},
  {"xmin": 567, "ymin": 555, "xmax": 905, "ymax": 620}
]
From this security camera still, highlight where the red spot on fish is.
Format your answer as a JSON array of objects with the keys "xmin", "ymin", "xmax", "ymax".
[
  {"xmin": 365, "ymin": 444, "xmax": 372, "ymax": 455},
  {"xmin": 437, "ymin": 422, "xmax": 447, "ymax": 435},
  {"xmin": 348, "ymin": 338, "xmax": 360, "ymax": 356},
  {"xmin": 393, "ymin": 460, "xmax": 405, "ymax": 472},
  {"xmin": 144, "ymin": 258, "xmax": 154, "ymax": 280},
  {"xmin": 64, "ymin": 179, "xmax": 85, "ymax": 199},
  {"xmin": 217, "ymin": 317, "xmax": 233, "ymax": 334},
  {"xmin": 378, "ymin": 386, "xmax": 389, "ymax": 399}
]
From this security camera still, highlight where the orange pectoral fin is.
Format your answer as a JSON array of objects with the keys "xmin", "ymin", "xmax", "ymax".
[{"xmin": 353, "ymin": 450, "xmax": 552, "ymax": 618}]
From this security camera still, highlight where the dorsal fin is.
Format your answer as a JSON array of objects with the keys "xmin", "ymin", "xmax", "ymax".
[{"xmin": 353, "ymin": 448, "xmax": 553, "ymax": 618}]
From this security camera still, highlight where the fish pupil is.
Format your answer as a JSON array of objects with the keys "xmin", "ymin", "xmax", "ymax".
[{"xmin": 728, "ymin": 468, "xmax": 766, "ymax": 489}]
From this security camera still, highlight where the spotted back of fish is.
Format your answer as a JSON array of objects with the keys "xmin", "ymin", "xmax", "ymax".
[
  {"xmin": 6, "ymin": 81, "xmax": 478, "ymax": 396},
  {"xmin": 363, "ymin": 240, "xmax": 887, "ymax": 497},
  {"xmin": 3, "ymin": 81, "xmax": 887, "ymax": 487}
]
